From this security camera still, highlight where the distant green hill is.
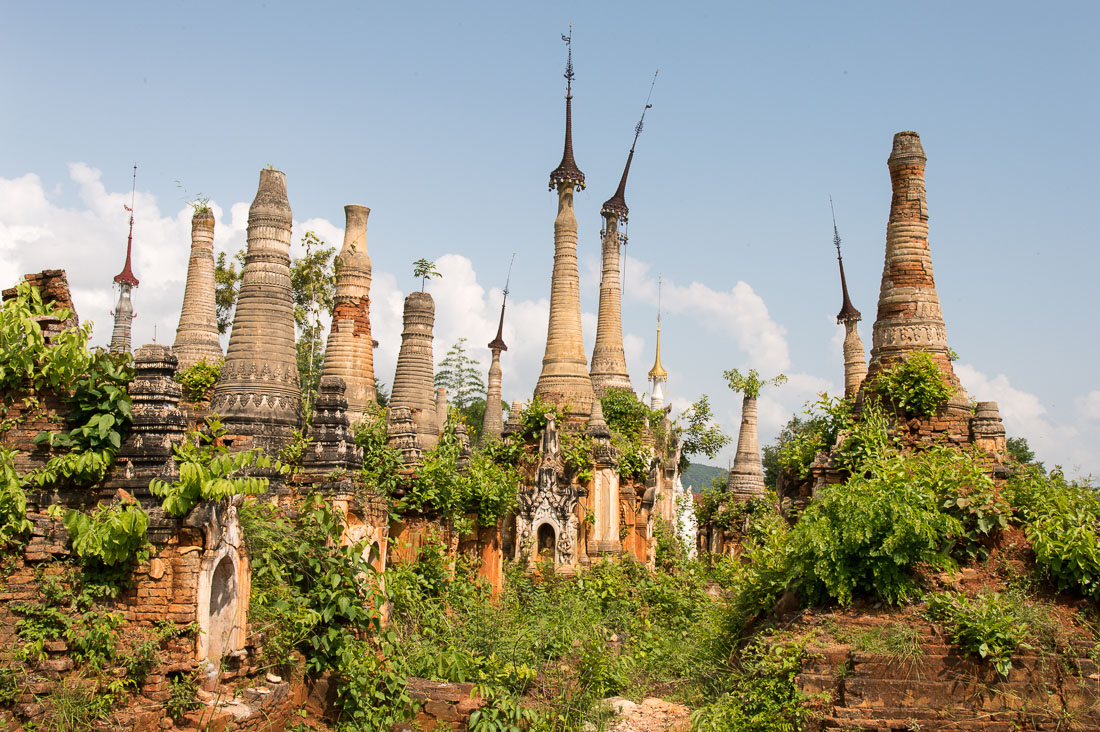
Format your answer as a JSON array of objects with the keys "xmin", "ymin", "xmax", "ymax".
[{"xmin": 681, "ymin": 462, "xmax": 727, "ymax": 493}]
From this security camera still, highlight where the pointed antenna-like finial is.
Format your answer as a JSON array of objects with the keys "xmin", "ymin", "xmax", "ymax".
[
  {"xmin": 831, "ymin": 196, "xmax": 861, "ymax": 323},
  {"xmin": 549, "ymin": 26, "xmax": 585, "ymax": 190},
  {"xmin": 114, "ymin": 164, "xmax": 140, "ymax": 287},
  {"xmin": 489, "ymin": 252, "xmax": 515, "ymax": 352},
  {"xmin": 648, "ymin": 275, "xmax": 667, "ymax": 381},
  {"xmin": 602, "ymin": 70, "xmax": 659, "ymax": 222}
]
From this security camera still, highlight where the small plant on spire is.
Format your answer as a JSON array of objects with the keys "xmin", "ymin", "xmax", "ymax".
[
  {"xmin": 724, "ymin": 369, "xmax": 787, "ymax": 399},
  {"xmin": 412, "ymin": 258, "xmax": 441, "ymax": 292}
]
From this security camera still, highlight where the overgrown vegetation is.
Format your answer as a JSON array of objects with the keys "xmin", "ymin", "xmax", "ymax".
[
  {"xmin": 150, "ymin": 417, "xmax": 275, "ymax": 516},
  {"xmin": 866, "ymin": 350, "xmax": 957, "ymax": 417},
  {"xmin": 175, "ymin": 358, "xmax": 222, "ymax": 401}
]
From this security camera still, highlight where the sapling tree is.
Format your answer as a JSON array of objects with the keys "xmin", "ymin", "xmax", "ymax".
[
  {"xmin": 412, "ymin": 258, "xmax": 441, "ymax": 291},
  {"xmin": 677, "ymin": 395, "xmax": 731, "ymax": 473}
]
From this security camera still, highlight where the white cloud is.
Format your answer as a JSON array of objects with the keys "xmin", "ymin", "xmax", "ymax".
[
  {"xmin": 622, "ymin": 254, "xmax": 790, "ymax": 373},
  {"xmin": 957, "ymin": 363, "xmax": 1097, "ymax": 477},
  {"xmin": 1078, "ymin": 390, "xmax": 1100, "ymax": 421}
]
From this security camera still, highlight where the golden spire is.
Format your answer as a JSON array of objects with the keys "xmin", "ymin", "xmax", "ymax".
[{"xmin": 647, "ymin": 276, "xmax": 667, "ymax": 382}]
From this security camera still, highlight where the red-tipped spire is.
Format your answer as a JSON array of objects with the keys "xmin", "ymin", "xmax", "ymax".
[
  {"xmin": 831, "ymin": 198, "xmax": 859, "ymax": 323},
  {"xmin": 114, "ymin": 165, "xmax": 140, "ymax": 287},
  {"xmin": 549, "ymin": 27, "xmax": 585, "ymax": 190}
]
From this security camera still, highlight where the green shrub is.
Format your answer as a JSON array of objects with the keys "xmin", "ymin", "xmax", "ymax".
[
  {"xmin": 150, "ymin": 418, "xmax": 274, "ymax": 516},
  {"xmin": 790, "ymin": 451, "xmax": 962, "ymax": 605},
  {"xmin": 868, "ymin": 350, "xmax": 956, "ymax": 418},
  {"xmin": 1006, "ymin": 467, "xmax": 1100, "ymax": 600},
  {"xmin": 354, "ymin": 404, "xmax": 405, "ymax": 499},
  {"xmin": 600, "ymin": 387, "xmax": 662, "ymax": 438},
  {"xmin": 0, "ymin": 447, "xmax": 32, "ymax": 544},
  {"xmin": 560, "ymin": 431, "xmax": 594, "ymax": 483},
  {"xmin": 691, "ymin": 634, "xmax": 819, "ymax": 732},
  {"xmin": 175, "ymin": 359, "xmax": 221, "ymax": 401},
  {"xmin": 166, "ymin": 675, "xmax": 199, "ymax": 721},
  {"xmin": 925, "ymin": 591, "xmax": 1029, "ymax": 676},
  {"xmin": 519, "ymin": 396, "xmax": 564, "ymax": 441},
  {"xmin": 63, "ymin": 499, "xmax": 149, "ymax": 567}
]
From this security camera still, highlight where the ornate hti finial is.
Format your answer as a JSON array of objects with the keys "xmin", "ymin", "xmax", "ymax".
[
  {"xmin": 489, "ymin": 253, "xmax": 514, "ymax": 352},
  {"xmin": 601, "ymin": 70, "xmax": 658, "ymax": 223},
  {"xmin": 114, "ymin": 165, "xmax": 140, "ymax": 288},
  {"xmin": 831, "ymin": 197, "xmax": 860, "ymax": 323},
  {"xmin": 648, "ymin": 276, "xmax": 668, "ymax": 382},
  {"xmin": 549, "ymin": 26, "xmax": 585, "ymax": 190}
]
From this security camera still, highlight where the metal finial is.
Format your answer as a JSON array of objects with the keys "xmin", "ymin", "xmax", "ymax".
[
  {"xmin": 657, "ymin": 275, "xmax": 662, "ymax": 327},
  {"xmin": 632, "ymin": 69, "xmax": 659, "ymax": 149},
  {"xmin": 562, "ymin": 24, "xmax": 574, "ymax": 94},
  {"xmin": 830, "ymin": 194, "xmax": 842, "ymax": 260},
  {"xmin": 503, "ymin": 252, "xmax": 515, "ymax": 298}
]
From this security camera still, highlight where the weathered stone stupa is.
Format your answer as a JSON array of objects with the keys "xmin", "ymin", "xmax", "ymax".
[
  {"xmin": 533, "ymin": 32, "xmax": 596, "ymax": 415},
  {"xmin": 211, "ymin": 169, "xmax": 301, "ymax": 450},
  {"xmin": 482, "ymin": 291, "xmax": 508, "ymax": 443},
  {"xmin": 832, "ymin": 208, "xmax": 866, "ymax": 399},
  {"xmin": 390, "ymin": 291, "xmax": 438, "ymax": 448},
  {"xmin": 865, "ymin": 131, "xmax": 966, "ymax": 404},
  {"xmin": 172, "ymin": 207, "xmax": 224, "ymax": 371},
  {"xmin": 589, "ymin": 125, "xmax": 640, "ymax": 397},
  {"xmin": 726, "ymin": 395, "xmax": 765, "ymax": 500},
  {"xmin": 110, "ymin": 176, "xmax": 139, "ymax": 354},
  {"xmin": 320, "ymin": 205, "xmax": 377, "ymax": 420}
]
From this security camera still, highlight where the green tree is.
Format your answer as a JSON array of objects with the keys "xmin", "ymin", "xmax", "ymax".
[
  {"xmin": 214, "ymin": 249, "xmax": 245, "ymax": 334},
  {"xmin": 1007, "ymin": 436, "xmax": 1044, "ymax": 472},
  {"xmin": 412, "ymin": 258, "xmax": 441, "ymax": 291},
  {"xmin": 434, "ymin": 338, "xmax": 487, "ymax": 411},
  {"xmin": 291, "ymin": 232, "xmax": 336, "ymax": 417},
  {"xmin": 677, "ymin": 395, "xmax": 731, "ymax": 473}
]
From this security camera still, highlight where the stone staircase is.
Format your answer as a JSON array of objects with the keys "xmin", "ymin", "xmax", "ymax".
[{"xmin": 797, "ymin": 618, "xmax": 1100, "ymax": 731}]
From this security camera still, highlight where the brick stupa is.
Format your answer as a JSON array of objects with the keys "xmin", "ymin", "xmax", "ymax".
[{"xmin": 321, "ymin": 205, "xmax": 377, "ymax": 421}]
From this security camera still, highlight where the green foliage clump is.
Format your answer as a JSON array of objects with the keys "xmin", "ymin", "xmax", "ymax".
[
  {"xmin": 1006, "ymin": 467, "xmax": 1100, "ymax": 600},
  {"xmin": 243, "ymin": 493, "xmax": 412, "ymax": 729},
  {"xmin": 792, "ymin": 451, "xmax": 963, "ymax": 605},
  {"xmin": 868, "ymin": 350, "xmax": 956, "ymax": 417},
  {"xmin": 166, "ymin": 674, "xmax": 200, "ymax": 721},
  {"xmin": 600, "ymin": 388, "xmax": 661, "ymax": 482},
  {"xmin": 400, "ymin": 414, "xmax": 520, "ymax": 533},
  {"xmin": 435, "ymin": 338, "xmax": 487, "ymax": 411},
  {"xmin": 723, "ymin": 369, "xmax": 787, "ymax": 399},
  {"xmin": 691, "ymin": 634, "xmax": 820, "ymax": 732},
  {"xmin": 63, "ymin": 498, "xmax": 149, "ymax": 567},
  {"xmin": 560, "ymin": 431, "xmax": 594, "ymax": 483},
  {"xmin": 519, "ymin": 396, "xmax": 565, "ymax": 442},
  {"xmin": 925, "ymin": 591, "xmax": 1029, "ymax": 677},
  {"xmin": 174, "ymin": 359, "xmax": 222, "ymax": 402},
  {"xmin": 677, "ymin": 395, "xmax": 730, "ymax": 473},
  {"xmin": 0, "ymin": 447, "xmax": 32, "ymax": 543},
  {"xmin": 774, "ymin": 395, "xmax": 852, "ymax": 481},
  {"xmin": 150, "ymin": 418, "xmax": 274, "ymax": 516},
  {"xmin": 354, "ymin": 405, "xmax": 405, "ymax": 500}
]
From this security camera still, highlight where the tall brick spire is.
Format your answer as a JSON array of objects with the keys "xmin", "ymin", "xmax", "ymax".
[
  {"xmin": 172, "ymin": 206, "xmax": 224, "ymax": 371},
  {"xmin": 110, "ymin": 165, "xmax": 139, "ymax": 354},
  {"xmin": 390, "ymin": 291, "xmax": 438, "ymax": 449},
  {"xmin": 831, "ymin": 200, "xmax": 866, "ymax": 399},
  {"xmin": 866, "ymin": 132, "xmax": 966, "ymax": 401},
  {"xmin": 591, "ymin": 93, "xmax": 651, "ymax": 397},
  {"xmin": 534, "ymin": 29, "xmax": 595, "ymax": 414},
  {"xmin": 211, "ymin": 168, "xmax": 301, "ymax": 450},
  {"xmin": 321, "ymin": 205, "xmax": 377, "ymax": 421}
]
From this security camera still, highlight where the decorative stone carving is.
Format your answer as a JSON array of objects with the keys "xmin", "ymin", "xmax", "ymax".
[
  {"xmin": 515, "ymin": 415, "xmax": 582, "ymax": 571},
  {"xmin": 303, "ymin": 376, "xmax": 363, "ymax": 475},
  {"xmin": 173, "ymin": 208, "xmax": 224, "ymax": 371},
  {"xmin": 211, "ymin": 169, "xmax": 301, "ymax": 451},
  {"xmin": 386, "ymin": 405, "xmax": 423, "ymax": 466}
]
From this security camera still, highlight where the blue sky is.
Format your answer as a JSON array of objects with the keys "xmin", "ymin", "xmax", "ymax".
[{"xmin": 1, "ymin": 1, "xmax": 1097, "ymax": 476}]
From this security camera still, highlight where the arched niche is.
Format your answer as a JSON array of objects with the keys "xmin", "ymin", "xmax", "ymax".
[
  {"xmin": 194, "ymin": 503, "xmax": 249, "ymax": 667},
  {"xmin": 536, "ymin": 523, "xmax": 556, "ymax": 563}
]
